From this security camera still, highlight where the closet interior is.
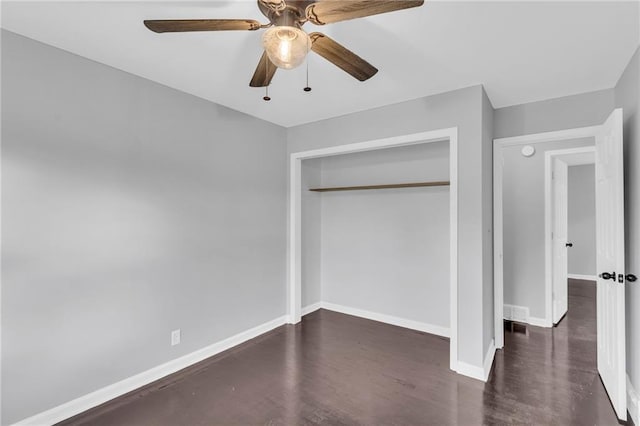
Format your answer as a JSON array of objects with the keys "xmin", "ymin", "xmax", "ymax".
[{"xmin": 300, "ymin": 141, "xmax": 451, "ymax": 335}]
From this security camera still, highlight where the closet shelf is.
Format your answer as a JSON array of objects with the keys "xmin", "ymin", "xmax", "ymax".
[{"xmin": 308, "ymin": 181, "xmax": 450, "ymax": 192}]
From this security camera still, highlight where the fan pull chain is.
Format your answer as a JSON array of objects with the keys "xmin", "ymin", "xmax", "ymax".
[
  {"xmin": 263, "ymin": 60, "xmax": 271, "ymax": 101},
  {"xmin": 303, "ymin": 60, "xmax": 312, "ymax": 92},
  {"xmin": 304, "ymin": 39, "xmax": 312, "ymax": 92}
]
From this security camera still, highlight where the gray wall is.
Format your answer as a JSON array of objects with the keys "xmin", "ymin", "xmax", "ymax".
[
  {"xmin": 288, "ymin": 85, "xmax": 493, "ymax": 369},
  {"xmin": 494, "ymin": 89, "xmax": 615, "ymax": 139},
  {"xmin": 319, "ymin": 142, "xmax": 450, "ymax": 328},
  {"xmin": 567, "ymin": 164, "xmax": 596, "ymax": 277},
  {"xmin": 1, "ymin": 31, "xmax": 287, "ymax": 424},
  {"xmin": 615, "ymin": 45, "xmax": 640, "ymax": 424},
  {"xmin": 301, "ymin": 158, "xmax": 323, "ymax": 307},
  {"xmin": 501, "ymin": 138, "xmax": 594, "ymax": 319}
]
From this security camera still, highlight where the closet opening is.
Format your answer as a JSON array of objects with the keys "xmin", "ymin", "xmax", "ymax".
[{"xmin": 288, "ymin": 129, "xmax": 459, "ymax": 371}]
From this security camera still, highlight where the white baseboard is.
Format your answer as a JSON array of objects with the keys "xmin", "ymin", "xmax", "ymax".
[
  {"xmin": 568, "ymin": 274, "xmax": 597, "ymax": 281},
  {"xmin": 456, "ymin": 361, "xmax": 485, "ymax": 381},
  {"xmin": 12, "ymin": 315, "xmax": 288, "ymax": 426},
  {"xmin": 301, "ymin": 302, "xmax": 322, "ymax": 316},
  {"xmin": 483, "ymin": 339, "xmax": 496, "ymax": 381},
  {"xmin": 628, "ymin": 375, "xmax": 639, "ymax": 426},
  {"xmin": 321, "ymin": 301, "xmax": 450, "ymax": 338},
  {"xmin": 457, "ymin": 339, "xmax": 496, "ymax": 382},
  {"xmin": 527, "ymin": 316, "xmax": 551, "ymax": 327},
  {"xmin": 11, "ymin": 303, "xmax": 455, "ymax": 424}
]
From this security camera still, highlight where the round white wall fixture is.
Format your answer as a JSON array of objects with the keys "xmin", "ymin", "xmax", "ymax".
[{"xmin": 521, "ymin": 145, "xmax": 535, "ymax": 157}]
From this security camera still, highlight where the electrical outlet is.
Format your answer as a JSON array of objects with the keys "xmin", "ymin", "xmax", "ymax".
[{"xmin": 171, "ymin": 329, "xmax": 181, "ymax": 346}]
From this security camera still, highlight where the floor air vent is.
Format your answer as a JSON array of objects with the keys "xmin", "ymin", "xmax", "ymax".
[
  {"xmin": 504, "ymin": 320, "xmax": 528, "ymax": 335},
  {"xmin": 503, "ymin": 304, "xmax": 529, "ymax": 323}
]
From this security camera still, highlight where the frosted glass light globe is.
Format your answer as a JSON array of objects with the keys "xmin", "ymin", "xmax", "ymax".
[{"xmin": 262, "ymin": 26, "xmax": 310, "ymax": 70}]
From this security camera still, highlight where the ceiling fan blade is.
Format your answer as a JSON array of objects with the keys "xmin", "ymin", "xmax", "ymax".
[
  {"xmin": 144, "ymin": 19, "xmax": 261, "ymax": 33},
  {"xmin": 309, "ymin": 33, "xmax": 378, "ymax": 81},
  {"xmin": 306, "ymin": 0, "xmax": 424, "ymax": 25},
  {"xmin": 249, "ymin": 51, "xmax": 278, "ymax": 87}
]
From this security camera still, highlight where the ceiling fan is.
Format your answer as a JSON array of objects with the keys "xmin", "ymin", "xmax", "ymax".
[{"xmin": 144, "ymin": 0, "xmax": 424, "ymax": 90}]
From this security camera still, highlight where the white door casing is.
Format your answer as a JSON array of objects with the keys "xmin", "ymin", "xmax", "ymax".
[
  {"xmin": 495, "ymin": 124, "xmax": 601, "ymax": 343},
  {"xmin": 595, "ymin": 108, "xmax": 626, "ymax": 420},
  {"xmin": 552, "ymin": 158, "xmax": 569, "ymax": 324}
]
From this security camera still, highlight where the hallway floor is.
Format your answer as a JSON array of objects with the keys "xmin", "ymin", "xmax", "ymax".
[{"xmin": 60, "ymin": 279, "xmax": 621, "ymax": 425}]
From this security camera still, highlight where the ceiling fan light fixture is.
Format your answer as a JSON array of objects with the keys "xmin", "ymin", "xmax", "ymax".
[
  {"xmin": 145, "ymin": 0, "xmax": 425, "ymax": 86},
  {"xmin": 262, "ymin": 25, "xmax": 310, "ymax": 70}
]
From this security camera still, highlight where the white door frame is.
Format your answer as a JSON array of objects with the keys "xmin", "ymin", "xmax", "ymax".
[
  {"xmin": 545, "ymin": 147, "xmax": 596, "ymax": 325},
  {"xmin": 288, "ymin": 128, "xmax": 459, "ymax": 371},
  {"xmin": 493, "ymin": 125, "xmax": 600, "ymax": 348}
]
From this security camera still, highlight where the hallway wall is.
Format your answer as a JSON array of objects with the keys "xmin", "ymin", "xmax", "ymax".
[
  {"xmin": 494, "ymin": 89, "xmax": 615, "ymax": 139},
  {"xmin": 501, "ymin": 138, "xmax": 594, "ymax": 320},
  {"xmin": 568, "ymin": 164, "xmax": 596, "ymax": 277}
]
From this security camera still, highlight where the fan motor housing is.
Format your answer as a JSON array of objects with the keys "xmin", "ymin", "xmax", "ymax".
[{"xmin": 258, "ymin": 0, "xmax": 312, "ymax": 27}]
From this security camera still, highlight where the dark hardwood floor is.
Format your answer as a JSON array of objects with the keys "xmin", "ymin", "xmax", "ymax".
[{"xmin": 60, "ymin": 279, "xmax": 622, "ymax": 425}]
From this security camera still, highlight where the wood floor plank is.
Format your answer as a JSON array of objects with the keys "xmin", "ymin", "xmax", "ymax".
[{"xmin": 58, "ymin": 280, "xmax": 623, "ymax": 425}]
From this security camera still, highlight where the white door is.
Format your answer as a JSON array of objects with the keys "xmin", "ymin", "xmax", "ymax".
[
  {"xmin": 552, "ymin": 159, "xmax": 569, "ymax": 324},
  {"xmin": 595, "ymin": 108, "xmax": 626, "ymax": 420}
]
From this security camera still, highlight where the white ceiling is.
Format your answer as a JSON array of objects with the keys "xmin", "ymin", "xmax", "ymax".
[{"xmin": 2, "ymin": 1, "xmax": 639, "ymax": 127}]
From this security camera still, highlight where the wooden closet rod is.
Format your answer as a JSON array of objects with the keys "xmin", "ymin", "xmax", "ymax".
[{"xmin": 308, "ymin": 181, "xmax": 450, "ymax": 192}]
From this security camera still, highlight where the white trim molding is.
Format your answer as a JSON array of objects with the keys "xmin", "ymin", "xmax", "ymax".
[
  {"xmin": 527, "ymin": 316, "xmax": 550, "ymax": 328},
  {"xmin": 458, "ymin": 339, "xmax": 495, "ymax": 383},
  {"xmin": 288, "ymin": 128, "xmax": 459, "ymax": 372},
  {"xmin": 12, "ymin": 316, "xmax": 288, "ymax": 426},
  {"xmin": 303, "ymin": 302, "xmax": 504, "ymax": 382},
  {"xmin": 493, "ymin": 126, "xmax": 600, "ymax": 348},
  {"xmin": 320, "ymin": 302, "xmax": 450, "ymax": 338},
  {"xmin": 628, "ymin": 375, "xmax": 639, "ymax": 426},
  {"xmin": 456, "ymin": 362, "xmax": 486, "ymax": 382},
  {"xmin": 567, "ymin": 274, "xmax": 597, "ymax": 281},
  {"xmin": 301, "ymin": 302, "xmax": 322, "ymax": 316},
  {"xmin": 493, "ymin": 141, "xmax": 504, "ymax": 348},
  {"xmin": 494, "ymin": 126, "xmax": 600, "ymax": 147},
  {"xmin": 483, "ymin": 339, "xmax": 496, "ymax": 381}
]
